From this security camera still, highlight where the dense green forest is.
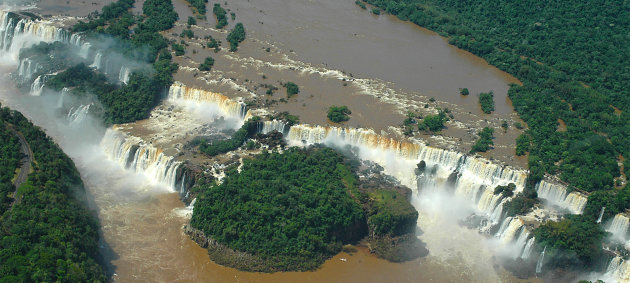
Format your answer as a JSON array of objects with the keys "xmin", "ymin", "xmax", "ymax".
[
  {"xmin": 49, "ymin": 0, "xmax": 178, "ymax": 124},
  {"xmin": 0, "ymin": 106, "xmax": 105, "ymax": 281},
  {"xmin": 534, "ymin": 215, "xmax": 606, "ymax": 268},
  {"xmin": 0, "ymin": 117, "xmax": 21, "ymax": 216},
  {"xmin": 191, "ymin": 147, "xmax": 366, "ymax": 271},
  {"xmin": 359, "ymin": 0, "xmax": 629, "ymax": 193}
]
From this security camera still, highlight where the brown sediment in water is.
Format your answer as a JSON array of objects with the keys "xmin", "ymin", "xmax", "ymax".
[
  {"xmin": 162, "ymin": 0, "xmax": 527, "ymax": 168},
  {"xmin": 32, "ymin": 0, "xmax": 116, "ymax": 17}
]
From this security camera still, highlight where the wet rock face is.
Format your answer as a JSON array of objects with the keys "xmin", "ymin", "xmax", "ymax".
[{"xmin": 184, "ymin": 224, "xmax": 270, "ymax": 272}]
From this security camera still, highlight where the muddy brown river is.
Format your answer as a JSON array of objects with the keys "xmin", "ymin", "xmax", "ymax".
[{"xmin": 0, "ymin": 0, "xmax": 543, "ymax": 282}]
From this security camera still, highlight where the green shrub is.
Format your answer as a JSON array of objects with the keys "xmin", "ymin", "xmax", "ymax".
[
  {"xmin": 327, "ymin": 105, "xmax": 352, "ymax": 123},
  {"xmin": 285, "ymin": 81, "xmax": 299, "ymax": 97}
]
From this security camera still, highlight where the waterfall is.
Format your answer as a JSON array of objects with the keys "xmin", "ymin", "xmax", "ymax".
[
  {"xmin": 496, "ymin": 217, "xmax": 524, "ymax": 244},
  {"xmin": 30, "ymin": 74, "xmax": 45, "ymax": 96},
  {"xmin": 180, "ymin": 174, "xmax": 186, "ymax": 195},
  {"xmin": 521, "ymin": 237, "xmax": 535, "ymax": 259},
  {"xmin": 596, "ymin": 207, "xmax": 606, "ymax": 224},
  {"xmin": 118, "ymin": 65, "xmax": 131, "ymax": 84},
  {"xmin": 594, "ymin": 256, "xmax": 630, "ymax": 283},
  {"xmin": 56, "ymin": 87, "xmax": 69, "ymax": 108},
  {"xmin": 100, "ymin": 128, "xmax": 181, "ymax": 189},
  {"xmin": 535, "ymin": 246, "xmax": 546, "ymax": 274},
  {"xmin": 167, "ymin": 82, "xmax": 248, "ymax": 120},
  {"xmin": 0, "ymin": 10, "xmax": 69, "ymax": 53},
  {"xmin": 17, "ymin": 57, "xmax": 39, "ymax": 81},
  {"xmin": 69, "ymin": 33, "xmax": 83, "ymax": 46},
  {"xmin": 535, "ymin": 180, "xmax": 587, "ymax": 214},
  {"xmin": 607, "ymin": 214, "xmax": 629, "ymax": 241},
  {"xmin": 90, "ymin": 51, "xmax": 103, "ymax": 69},
  {"xmin": 513, "ymin": 227, "xmax": 531, "ymax": 258},
  {"xmin": 259, "ymin": 119, "xmax": 288, "ymax": 135},
  {"xmin": 78, "ymin": 42, "xmax": 91, "ymax": 59},
  {"xmin": 67, "ymin": 104, "xmax": 91, "ymax": 126}
]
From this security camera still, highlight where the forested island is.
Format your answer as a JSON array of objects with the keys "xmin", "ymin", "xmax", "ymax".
[
  {"xmin": 0, "ymin": 105, "xmax": 105, "ymax": 281},
  {"xmin": 358, "ymin": 0, "xmax": 630, "ymax": 275},
  {"xmin": 187, "ymin": 145, "xmax": 424, "ymax": 272}
]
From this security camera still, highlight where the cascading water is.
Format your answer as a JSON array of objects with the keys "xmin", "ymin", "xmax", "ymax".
[
  {"xmin": 496, "ymin": 217, "xmax": 525, "ymax": 244},
  {"xmin": 78, "ymin": 42, "xmax": 91, "ymax": 59},
  {"xmin": 168, "ymin": 82, "xmax": 248, "ymax": 120},
  {"xmin": 259, "ymin": 119, "xmax": 288, "ymax": 135},
  {"xmin": 513, "ymin": 227, "xmax": 532, "ymax": 258},
  {"xmin": 30, "ymin": 74, "xmax": 45, "ymax": 96},
  {"xmin": 0, "ymin": 10, "xmax": 69, "ymax": 55},
  {"xmin": 118, "ymin": 65, "xmax": 131, "ymax": 84},
  {"xmin": 67, "ymin": 104, "xmax": 91, "ymax": 126},
  {"xmin": 535, "ymin": 180, "xmax": 588, "ymax": 214},
  {"xmin": 90, "ymin": 51, "xmax": 102, "ymax": 69},
  {"xmin": 521, "ymin": 237, "xmax": 536, "ymax": 259},
  {"xmin": 591, "ymin": 256, "xmax": 630, "ymax": 283},
  {"xmin": 607, "ymin": 214, "xmax": 630, "ymax": 242},
  {"xmin": 100, "ymin": 128, "xmax": 182, "ymax": 189},
  {"xmin": 535, "ymin": 246, "xmax": 546, "ymax": 274},
  {"xmin": 17, "ymin": 57, "xmax": 38, "ymax": 81},
  {"xmin": 597, "ymin": 207, "xmax": 606, "ymax": 224}
]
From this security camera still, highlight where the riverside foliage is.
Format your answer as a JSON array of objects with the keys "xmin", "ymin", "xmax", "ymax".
[
  {"xmin": 0, "ymin": 106, "xmax": 105, "ymax": 281},
  {"xmin": 358, "ymin": 0, "xmax": 630, "ymax": 272},
  {"xmin": 191, "ymin": 147, "xmax": 366, "ymax": 271}
]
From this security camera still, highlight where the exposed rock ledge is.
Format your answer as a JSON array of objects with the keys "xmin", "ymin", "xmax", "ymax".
[{"xmin": 184, "ymin": 224, "xmax": 274, "ymax": 272}]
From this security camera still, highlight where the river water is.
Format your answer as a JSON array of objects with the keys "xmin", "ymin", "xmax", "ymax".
[{"xmin": 0, "ymin": 0, "xmax": 540, "ymax": 282}]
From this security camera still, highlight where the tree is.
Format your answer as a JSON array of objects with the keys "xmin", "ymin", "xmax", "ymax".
[
  {"xmin": 460, "ymin": 88, "xmax": 469, "ymax": 95},
  {"xmin": 478, "ymin": 91, "xmax": 495, "ymax": 114},
  {"xmin": 172, "ymin": 43, "xmax": 185, "ymax": 56},
  {"xmin": 187, "ymin": 16, "xmax": 197, "ymax": 26},
  {"xmin": 199, "ymin": 56, "xmax": 215, "ymax": 71},
  {"xmin": 328, "ymin": 105, "xmax": 352, "ymax": 123},
  {"xmin": 227, "ymin": 23, "xmax": 246, "ymax": 51},
  {"xmin": 213, "ymin": 3, "xmax": 228, "ymax": 28},
  {"xmin": 470, "ymin": 127, "xmax": 494, "ymax": 153},
  {"xmin": 286, "ymin": 82, "xmax": 299, "ymax": 97},
  {"xmin": 418, "ymin": 109, "xmax": 447, "ymax": 132}
]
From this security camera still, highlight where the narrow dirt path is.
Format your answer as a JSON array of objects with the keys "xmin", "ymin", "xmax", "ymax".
[{"xmin": 10, "ymin": 128, "xmax": 33, "ymax": 208}]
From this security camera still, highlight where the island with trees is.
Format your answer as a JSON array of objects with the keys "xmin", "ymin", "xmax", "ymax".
[
  {"xmin": 327, "ymin": 105, "xmax": 352, "ymax": 123},
  {"xmin": 187, "ymin": 145, "xmax": 425, "ymax": 272}
]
